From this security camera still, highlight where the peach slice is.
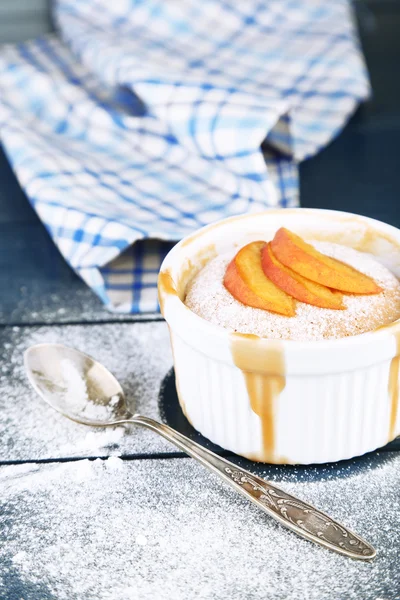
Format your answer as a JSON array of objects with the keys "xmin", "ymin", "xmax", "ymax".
[
  {"xmin": 224, "ymin": 241, "xmax": 295, "ymax": 316},
  {"xmin": 271, "ymin": 228, "xmax": 382, "ymax": 295},
  {"xmin": 224, "ymin": 261, "xmax": 277, "ymax": 312},
  {"xmin": 262, "ymin": 243, "xmax": 345, "ymax": 310}
]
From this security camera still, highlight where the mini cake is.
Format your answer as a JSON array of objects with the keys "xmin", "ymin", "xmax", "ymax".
[
  {"xmin": 185, "ymin": 228, "xmax": 400, "ymax": 341},
  {"xmin": 160, "ymin": 211, "xmax": 400, "ymax": 464}
]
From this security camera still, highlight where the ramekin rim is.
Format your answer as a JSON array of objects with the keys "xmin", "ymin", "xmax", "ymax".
[{"xmin": 159, "ymin": 207, "xmax": 400, "ymax": 351}]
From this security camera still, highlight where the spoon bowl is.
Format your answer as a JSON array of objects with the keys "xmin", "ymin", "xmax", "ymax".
[
  {"xmin": 24, "ymin": 343, "xmax": 131, "ymax": 426},
  {"xmin": 24, "ymin": 342, "xmax": 376, "ymax": 560}
]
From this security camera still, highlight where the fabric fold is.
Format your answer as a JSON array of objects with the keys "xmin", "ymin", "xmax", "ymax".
[
  {"xmin": 0, "ymin": 0, "xmax": 370, "ymax": 312},
  {"xmin": 55, "ymin": 0, "xmax": 370, "ymax": 164}
]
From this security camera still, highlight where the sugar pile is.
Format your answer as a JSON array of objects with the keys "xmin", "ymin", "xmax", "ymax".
[
  {"xmin": 186, "ymin": 242, "xmax": 400, "ymax": 341},
  {"xmin": 0, "ymin": 322, "xmax": 173, "ymax": 461},
  {"xmin": 0, "ymin": 453, "xmax": 399, "ymax": 600},
  {"xmin": 54, "ymin": 358, "xmax": 121, "ymax": 422}
]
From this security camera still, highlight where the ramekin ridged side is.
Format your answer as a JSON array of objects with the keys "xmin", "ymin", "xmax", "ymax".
[{"xmin": 159, "ymin": 209, "xmax": 400, "ymax": 464}]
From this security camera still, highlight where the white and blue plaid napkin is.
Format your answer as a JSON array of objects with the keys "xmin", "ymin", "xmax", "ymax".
[{"xmin": 0, "ymin": 0, "xmax": 370, "ymax": 312}]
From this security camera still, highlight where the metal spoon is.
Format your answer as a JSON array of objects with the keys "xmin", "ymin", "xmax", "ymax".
[{"xmin": 24, "ymin": 343, "xmax": 376, "ymax": 560}]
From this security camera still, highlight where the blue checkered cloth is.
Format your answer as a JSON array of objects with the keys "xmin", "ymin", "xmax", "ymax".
[{"xmin": 0, "ymin": 0, "xmax": 370, "ymax": 312}]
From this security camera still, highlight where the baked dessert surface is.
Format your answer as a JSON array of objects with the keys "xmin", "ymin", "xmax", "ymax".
[{"xmin": 185, "ymin": 242, "xmax": 400, "ymax": 341}]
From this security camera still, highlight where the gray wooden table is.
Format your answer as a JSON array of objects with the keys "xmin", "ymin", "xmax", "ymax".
[{"xmin": 0, "ymin": 2, "xmax": 400, "ymax": 599}]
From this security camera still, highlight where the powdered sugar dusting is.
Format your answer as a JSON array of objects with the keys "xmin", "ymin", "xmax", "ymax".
[
  {"xmin": 185, "ymin": 242, "xmax": 400, "ymax": 341},
  {"xmin": 49, "ymin": 358, "xmax": 122, "ymax": 422},
  {"xmin": 0, "ymin": 453, "xmax": 399, "ymax": 599},
  {"xmin": 0, "ymin": 322, "xmax": 173, "ymax": 461}
]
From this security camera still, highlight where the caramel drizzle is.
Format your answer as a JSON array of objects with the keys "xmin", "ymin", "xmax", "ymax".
[
  {"xmin": 158, "ymin": 270, "xmax": 177, "ymax": 316},
  {"xmin": 377, "ymin": 320, "xmax": 400, "ymax": 441},
  {"xmin": 231, "ymin": 334, "xmax": 285, "ymax": 462},
  {"xmin": 388, "ymin": 326, "xmax": 400, "ymax": 440}
]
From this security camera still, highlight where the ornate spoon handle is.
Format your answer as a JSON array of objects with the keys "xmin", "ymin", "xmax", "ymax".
[{"xmin": 124, "ymin": 415, "xmax": 375, "ymax": 560}]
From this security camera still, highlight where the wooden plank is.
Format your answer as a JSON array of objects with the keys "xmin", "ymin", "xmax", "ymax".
[
  {"xmin": 0, "ymin": 146, "xmax": 37, "ymax": 225},
  {"xmin": 301, "ymin": 3, "xmax": 400, "ymax": 219},
  {"xmin": 0, "ymin": 453, "xmax": 399, "ymax": 599},
  {"xmin": 0, "ymin": 0, "xmax": 52, "ymax": 44},
  {"xmin": 0, "ymin": 19, "xmax": 52, "ymax": 44},
  {"xmin": 355, "ymin": 1, "xmax": 400, "ymax": 123},
  {"xmin": 300, "ymin": 127, "xmax": 400, "ymax": 225},
  {"xmin": 0, "ymin": 0, "xmax": 49, "ymax": 16}
]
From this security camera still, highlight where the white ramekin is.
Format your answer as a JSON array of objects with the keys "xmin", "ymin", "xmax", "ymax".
[{"xmin": 158, "ymin": 208, "xmax": 400, "ymax": 464}]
